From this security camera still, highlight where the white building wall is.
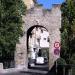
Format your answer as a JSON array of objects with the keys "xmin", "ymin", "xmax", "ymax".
[
  {"xmin": 29, "ymin": 27, "xmax": 49, "ymax": 49},
  {"xmin": 40, "ymin": 31, "xmax": 49, "ymax": 48}
]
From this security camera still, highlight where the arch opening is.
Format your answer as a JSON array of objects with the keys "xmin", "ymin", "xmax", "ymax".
[{"xmin": 27, "ymin": 25, "xmax": 50, "ymax": 70}]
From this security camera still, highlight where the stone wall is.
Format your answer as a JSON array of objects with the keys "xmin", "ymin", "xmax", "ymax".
[{"xmin": 15, "ymin": 4, "xmax": 61, "ymax": 70}]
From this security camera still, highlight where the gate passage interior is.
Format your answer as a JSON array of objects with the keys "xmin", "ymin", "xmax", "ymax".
[{"xmin": 27, "ymin": 26, "xmax": 49, "ymax": 70}]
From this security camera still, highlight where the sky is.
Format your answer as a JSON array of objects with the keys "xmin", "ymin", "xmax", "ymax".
[{"xmin": 37, "ymin": 0, "xmax": 65, "ymax": 9}]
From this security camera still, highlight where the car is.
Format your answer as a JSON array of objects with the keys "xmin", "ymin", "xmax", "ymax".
[{"xmin": 35, "ymin": 57, "xmax": 44, "ymax": 64}]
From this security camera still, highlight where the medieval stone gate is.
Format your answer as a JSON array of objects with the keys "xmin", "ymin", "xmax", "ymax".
[{"xmin": 15, "ymin": 1, "xmax": 61, "ymax": 70}]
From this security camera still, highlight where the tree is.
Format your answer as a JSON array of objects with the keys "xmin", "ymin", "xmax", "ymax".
[
  {"xmin": 0, "ymin": 0, "xmax": 26, "ymax": 61},
  {"xmin": 61, "ymin": 1, "xmax": 75, "ymax": 74},
  {"xmin": 61, "ymin": 0, "xmax": 75, "ymax": 64}
]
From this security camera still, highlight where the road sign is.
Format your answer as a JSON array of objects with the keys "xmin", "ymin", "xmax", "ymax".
[
  {"xmin": 54, "ymin": 48, "xmax": 60, "ymax": 55},
  {"xmin": 54, "ymin": 42, "xmax": 60, "ymax": 48}
]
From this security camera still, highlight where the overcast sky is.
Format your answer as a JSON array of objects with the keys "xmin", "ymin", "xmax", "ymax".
[{"xmin": 37, "ymin": 0, "xmax": 65, "ymax": 9}]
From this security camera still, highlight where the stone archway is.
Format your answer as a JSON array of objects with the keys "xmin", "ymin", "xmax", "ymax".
[
  {"xmin": 27, "ymin": 25, "xmax": 50, "ymax": 70},
  {"xmin": 15, "ymin": 4, "xmax": 61, "ymax": 70}
]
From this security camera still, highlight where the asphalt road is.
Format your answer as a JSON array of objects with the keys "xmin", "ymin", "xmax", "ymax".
[
  {"xmin": 0, "ymin": 64, "xmax": 48, "ymax": 75},
  {"xmin": 0, "ymin": 72, "xmax": 43, "ymax": 75},
  {"xmin": 0, "ymin": 72, "xmax": 30, "ymax": 75}
]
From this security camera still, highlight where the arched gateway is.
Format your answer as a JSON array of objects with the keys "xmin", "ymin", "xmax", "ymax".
[
  {"xmin": 15, "ymin": 0, "xmax": 62, "ymax": 70},
  {"xmin": 27, "ymin": 26, "xmax": 49, "ymax": 69}
]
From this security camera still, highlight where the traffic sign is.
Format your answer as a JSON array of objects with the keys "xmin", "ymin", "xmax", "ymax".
[
  {"xmin": 54, "ymin": 48, "xmax": 60, "ymax": 55},
  {"xmin": 54, "ymin": 42, "xmax": 60, "ymax": 48}
]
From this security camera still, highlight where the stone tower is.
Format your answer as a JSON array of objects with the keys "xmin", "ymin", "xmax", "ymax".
[{"xmin": 15, "ymin": 0, "xmax": 62, "ymax": 70}]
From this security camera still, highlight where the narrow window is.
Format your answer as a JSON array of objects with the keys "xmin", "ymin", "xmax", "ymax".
[{"xmin": 44, "ymin": 38, "xmax": 46, "ymax": 40}]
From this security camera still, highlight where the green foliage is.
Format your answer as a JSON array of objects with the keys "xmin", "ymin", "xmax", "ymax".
[
  {"xmin": 57, "ymin": 58, "xmax": 66, "ymax": 65},
  {"xmin": 61, "ymin": 0, "xmax": 75, "ymax": 64},
  {"xmin": 0, "ymin": 0, "xmax": 26, "ymax": 60},
  {"xmin": 42, "ymin": 49, "xmax": 49, "ymax": 59}
]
